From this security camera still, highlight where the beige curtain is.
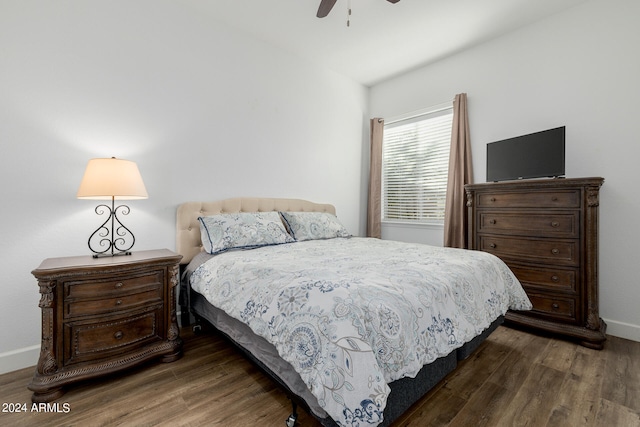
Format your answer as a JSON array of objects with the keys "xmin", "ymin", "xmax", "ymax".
[
  {"xmin": 444, "ymin": 93, "xmax": 473, "ymax": 248},
  {"xmin": 367, "ymin": 118, "xmax": 384, "ymax": 238}
]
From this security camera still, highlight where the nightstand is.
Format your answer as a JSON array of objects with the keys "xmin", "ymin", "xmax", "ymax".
[{"xmin": 28, "ymin": 249, "xmax": 183, "ymax": 403}]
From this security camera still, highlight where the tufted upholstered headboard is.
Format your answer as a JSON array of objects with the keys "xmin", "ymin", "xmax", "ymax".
[{"xmin": 176, "ymin": 197, "xmax": 336, "ymax": 264}]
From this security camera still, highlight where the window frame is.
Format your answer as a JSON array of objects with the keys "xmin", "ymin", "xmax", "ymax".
[{"xmin": 381, "ymin": 103, "xmax": 453, "ymax": 226}]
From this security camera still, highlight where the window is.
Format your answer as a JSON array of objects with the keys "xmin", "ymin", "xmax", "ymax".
[{"xmin": 382, "ymin": 105, "xmax": 453, "ymax": 223}]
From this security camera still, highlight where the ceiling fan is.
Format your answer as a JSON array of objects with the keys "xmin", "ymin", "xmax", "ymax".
[{"xmin": 316, "ymin": 0, "xmax": 400, "ymax": 18}]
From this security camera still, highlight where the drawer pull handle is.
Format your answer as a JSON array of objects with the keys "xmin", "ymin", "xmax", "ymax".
[
  {"xmin": 116, "ymin": 300, "xmax": 122, "ymax": 306},
  {"xmin": 551, "ymin": 303, "xmax": 560, "ymax": 310},
  {"xmin": 551, "ymin": 248, "xmax": 560, "ymax": 255},
  {"xmin": 490, "ymin": 197, "xmax": 496, "ymax": 202},
  {"xmin": 489, "ymin": 219, "xmax": 497, "ymax": 225},
  {"xmin": 114, "ymin": 331, "xmax": 123, "ymax": 340},
  {"xmin": 489, "ymin": 243, "xmax": 497, "ymax": 249},
  {"xmin": 551, "ymin": 221, "xmax": 560, "ymax": 228},
  {"xmin": 551, "ymin": 197, "xmax": 558, "ymax": 202},
  {"xmin": 551, "ymin": 275, "xmax": 560, "ymax": 282},
  {"xmin": 115, "ymin": 282, "xmax": 123, "ymax": 289}
]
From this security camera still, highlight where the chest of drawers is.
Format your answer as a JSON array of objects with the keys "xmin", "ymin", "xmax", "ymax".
[
  {"xmin": 28, "ymin": 249, "xmax": 183, "ymax": 402},
  {"xmin": 465, "ymin": 177, "xmax": 606, "ymax": 349}
]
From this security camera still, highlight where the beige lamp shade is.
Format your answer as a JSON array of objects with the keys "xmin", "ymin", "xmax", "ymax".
[{"xmin": 77, "ymin": 157, "xmax": 148, "ymax": 200}]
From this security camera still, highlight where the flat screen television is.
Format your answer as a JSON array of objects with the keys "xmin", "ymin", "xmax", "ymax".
[{"xmin": 486, "ymin": 126, "xmax": 565, "ymax": 182}]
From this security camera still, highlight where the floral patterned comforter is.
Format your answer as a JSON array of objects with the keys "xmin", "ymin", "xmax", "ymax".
[{"xmin": 190, "ymin": 238, "xmax": 531, "ymax": 426}]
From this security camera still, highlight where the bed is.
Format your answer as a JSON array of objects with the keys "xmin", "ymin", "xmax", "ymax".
[{"xmin": 176, "ymin": 197, "xmax": 531, "ymax": 427}]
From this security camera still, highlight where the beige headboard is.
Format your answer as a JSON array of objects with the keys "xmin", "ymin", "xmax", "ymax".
[{"xmin": 176, "ymin": 197, "xmax": 336, "ymax": 264}]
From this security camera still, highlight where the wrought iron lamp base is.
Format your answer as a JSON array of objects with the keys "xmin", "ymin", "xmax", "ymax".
[{"xmin": 87, "ymin": 197, "xmax": 137, "ymax": 257}]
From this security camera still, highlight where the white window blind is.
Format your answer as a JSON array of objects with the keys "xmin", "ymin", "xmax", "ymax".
[{"xmin": 382, "ymin": 106, "xmax": 453, "ymax": 223}]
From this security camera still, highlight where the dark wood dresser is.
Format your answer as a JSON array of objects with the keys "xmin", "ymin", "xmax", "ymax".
[
  {"xmin": 29, "ymin": 249, "xmax": 183, "ymax": 402},
  {"xmin": 465, "ymin": 177, "xmax": 606, "ymax": 349}
]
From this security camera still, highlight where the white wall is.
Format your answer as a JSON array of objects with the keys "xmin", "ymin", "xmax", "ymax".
[
  {"xmin": 0, "ymin": 0, "xmax": 368, "ymax": 373},
  {"xmin": 370, "ymin": 0, "xmax": 640, "ymax": 341}
]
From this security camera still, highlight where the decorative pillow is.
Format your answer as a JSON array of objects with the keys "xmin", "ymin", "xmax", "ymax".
[
  {"xmin": 198, "ymin": 212, "xmax": 294, "ymax": 255},
  {"xmin": 279, "ymin": 211, "xmax": 351, "ymax": 241}
]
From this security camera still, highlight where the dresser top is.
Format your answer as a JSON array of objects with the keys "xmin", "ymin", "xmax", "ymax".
[
  {"xmin": 465, "ymin": 177, "xmax": 604, "ymax": 191},
  {"xmin": 33, "ymin": 249, "xmax": 182, "ymax": 276}
]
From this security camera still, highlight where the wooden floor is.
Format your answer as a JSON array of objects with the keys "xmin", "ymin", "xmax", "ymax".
[{"xmin": 1, "ymin": 325, "xmax": 639, "ymax": 427}]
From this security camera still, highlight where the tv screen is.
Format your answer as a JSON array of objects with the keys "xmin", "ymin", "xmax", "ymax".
[{"xmin": 486, "ymin": 126, "xmax": 565, "ymax": 182}]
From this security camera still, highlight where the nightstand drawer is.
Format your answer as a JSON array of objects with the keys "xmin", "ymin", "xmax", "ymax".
[
  {"xmin": 478, "ymin": 211, "xmax": 579, "ymax": 238},
  {"xmin": 477, "ymin": 190, "xmax": 580, "ymax": 208},
  {"xmin": 65, "ymin": 271, "xmax": 163, "ymax": 299},
  {"xmin": 479, "ymin": 235, "xmax": 579, "ymax": 266},
  {"xmin": 65, "ymin": 287, "xmax": 163, "ymax": 318},
  {"xmin": 65, "ymin": 309, "xmax": 161, "ymax": 365}
]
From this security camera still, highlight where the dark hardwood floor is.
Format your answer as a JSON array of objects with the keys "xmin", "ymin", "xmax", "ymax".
[{"xmin": 1, "ymin": 325, "xmax": 639, "ymax": 426}]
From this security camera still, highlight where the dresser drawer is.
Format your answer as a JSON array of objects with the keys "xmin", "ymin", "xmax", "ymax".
[
  {"xmin": 65, "ymin": 271, "xmax": 163, "ymax": 299},
  {"xmin": 479, "ymin": 235, "xmax": 579, "ymax": 266},
  {"xmin": 508, "ymin": 265, "xmax": 577, "ymax": 293},
  {"xmin": 526, "ymin": 294, "xmax": 577, "ymax": 322},
  {"xmin": 64, "ymin": 309, "xmax": 162, "ymax": 365},
  {"xmin": 477, "ymin": 190, "xmax": 580, "ymax": 209},
  {"xmin": 478, "ymin": 211, "xmax": 579, "ymax": 238},
  {"xmin": 65, "ymin": 286, "xmax": 163, "ymax": 318}
]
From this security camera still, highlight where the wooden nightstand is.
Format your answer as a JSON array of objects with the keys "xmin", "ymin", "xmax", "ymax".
[{"xmin": 28, "ymin": 249, "xmax": 183, "ymax": 403}]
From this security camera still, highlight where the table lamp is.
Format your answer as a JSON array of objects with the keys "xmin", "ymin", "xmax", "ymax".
[{"xmin": 77, "ymin": 157, "xmax": 148, "ymax": 257}]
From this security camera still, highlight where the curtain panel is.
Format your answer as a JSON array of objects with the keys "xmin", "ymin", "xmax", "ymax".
[
  {"xmin": 367, "ymin": 118, "xmax": 384, "ymax": 238},
  {"xmin": 444, "ymin": 93, "xmax": 473, "ymax": 248}
]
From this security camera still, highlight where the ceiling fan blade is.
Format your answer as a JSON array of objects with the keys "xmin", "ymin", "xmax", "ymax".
[
  {"xmin": 387, "ymin": 0, "xmax": 401, "ymax": 3},
  {"xmin": 317, "ymin": 0, "xmax": 337, "ymax": 18}
]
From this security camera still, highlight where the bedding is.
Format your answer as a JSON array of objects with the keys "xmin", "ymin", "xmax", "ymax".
[{"xmin": 189, "ymin": 237, "xmax": 531, "ymax": 427}]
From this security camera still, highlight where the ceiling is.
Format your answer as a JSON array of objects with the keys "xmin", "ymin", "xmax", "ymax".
[{"xmin": 192, "ymin": 0, "xmax": 588, "ymax": 87}]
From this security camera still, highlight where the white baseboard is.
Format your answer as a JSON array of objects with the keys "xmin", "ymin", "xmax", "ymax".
[
  {"xmin": 603, "ymin": 318, "xmax": 640, "ymax": 342},
  {"xmin": 0, "ymin": 345, "xmax": 39, "ymax": 375}
]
